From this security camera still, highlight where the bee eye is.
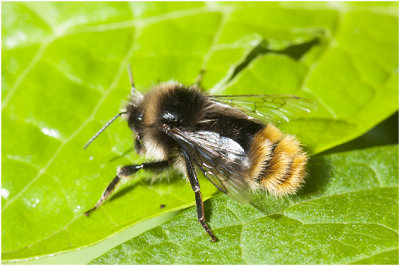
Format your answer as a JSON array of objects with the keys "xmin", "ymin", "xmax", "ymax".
[
  {"xmin": 127, "ymin": 107, "xmax": 143, "ymax": 131},
  {"xmin": 137, "ymin": 112, "xmax": 143, "ymax": 122}
]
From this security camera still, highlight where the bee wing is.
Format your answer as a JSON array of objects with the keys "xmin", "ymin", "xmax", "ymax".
[
  {"xmin": 204, "ymin": 164, "xmax": 251, "ymax": 204},
  {"xmin": 168, "ymin": 128, "xmax": 251, "ymax": 203},
  {"xmin": 208, "ymin": 94, "xmax": 316, "ymax": 122}
]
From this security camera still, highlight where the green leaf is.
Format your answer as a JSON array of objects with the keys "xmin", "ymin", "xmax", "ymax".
[
  {"xmin": 92, "ymin": 145, "xmax": 399, "ymax": 264},
  {"xmin": 2, "ymin": 2, "xmax": 398, "ymax": 261},
  {"xmin": 218, "ymin": 3, "xmax": 399, "ymax": 154}
]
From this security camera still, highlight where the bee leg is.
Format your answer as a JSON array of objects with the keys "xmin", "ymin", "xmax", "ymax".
[
  {"xmin": 181, "ymin": 149, "xmax": 218, "ymax": 242},
  {"xmin": 195, "ymin": 189, "xmax": 218, "ymax": 242},
  {"xmin": 84, "ymin": 161, "xmax": 170, "ymax": 216},
  {"xmin": 84, "ymin": 175, "xmax": 120, "ymax": 216}
]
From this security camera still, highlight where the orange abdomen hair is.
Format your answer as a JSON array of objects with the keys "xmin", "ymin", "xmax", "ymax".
[{"xmin": 247, "ymin": 124, "xmax": 308, "ymax": 196}]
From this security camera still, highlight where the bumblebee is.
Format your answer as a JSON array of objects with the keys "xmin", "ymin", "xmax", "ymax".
[{"xmin": 84, "ymin": 67, "xmax": 313, "ymax": 242}]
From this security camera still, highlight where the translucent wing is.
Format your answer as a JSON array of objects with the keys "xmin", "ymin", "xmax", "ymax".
[
  {"xmin": 208, "ymin": 94, "xmax": 316, "ymax": 123},
  {"xmin": 167, "ymin": 128, "xmax": 251, "ymax": 203}
]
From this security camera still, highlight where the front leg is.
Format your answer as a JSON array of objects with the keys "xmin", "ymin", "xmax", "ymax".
[
  {"xmin": 84, "ymin": 161, "xmax": 169, "ymax": 216},
  {"xmin": 181, "ymin": 149, "xmax": 217, "ymax": 242}
]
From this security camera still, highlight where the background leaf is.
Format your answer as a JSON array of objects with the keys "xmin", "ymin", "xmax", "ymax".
[
  {"xmin": 92, "ymin": 145, "xmax": 399, "ymax": 264},
  {"xmin": 2, "ymin": 1, "xmax": 398, "ymax": 262}
]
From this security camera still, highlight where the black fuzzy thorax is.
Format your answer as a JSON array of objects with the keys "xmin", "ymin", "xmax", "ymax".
[
  {"xmin": 157, "ymin": 86, "xmax": 206, "ymax": 129},
  {"xmin": 153, "ymin": 85, "xmax": 264, "ymax": 153},
  {"xmin": 196, "ymin": 112, "xmax": 264, "ymax": 152},
  {"xmin": 126, "ymin": 84, "xmax": 265, "ymax": 156},
  {"xmin": 148, "ymin": 86, "xmax": 208, "ymax": 152}
]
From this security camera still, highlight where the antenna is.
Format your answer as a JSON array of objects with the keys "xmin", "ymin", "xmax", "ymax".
[
  {"xmin": 128, "ymin": 64, "xmax": 135, "ymax": 95},
  {"xmin": 83, "ymin": 112, "xmax": 126, "ymax": 149}
]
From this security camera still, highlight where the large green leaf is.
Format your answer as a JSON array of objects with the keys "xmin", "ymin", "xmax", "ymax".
[
  {"xmin": 2, "ymin": 2, "xmax": 398, "ymax": 261},
  {"xmin": 92, "ymin": 145, "xmax": 399, "ymax": 264}
]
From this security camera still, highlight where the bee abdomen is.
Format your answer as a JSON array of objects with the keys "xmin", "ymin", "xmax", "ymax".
[{"xmin": 248, "ymin": 124, "xmax": 308, "ymax": 196}]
